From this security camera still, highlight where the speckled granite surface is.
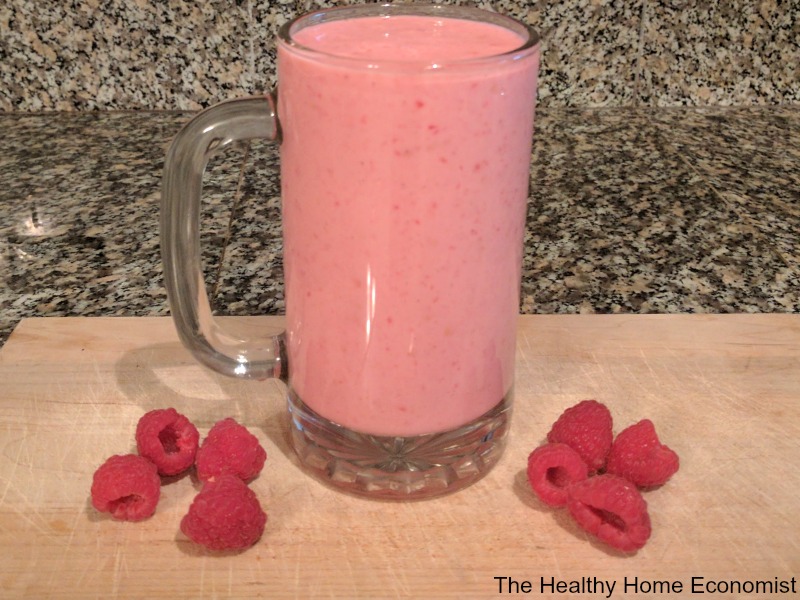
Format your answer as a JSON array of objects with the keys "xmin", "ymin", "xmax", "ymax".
[
  {"xmin": 3, "ymin": 0, "xmax": 798, "ymax": 111},
  {"xmin": 640, "ymin": 0, "xmax": 799, "ymax": 106},
  {"xmin": 523, "ymin": 106, "xmax": 799, "ymax": 313},
  {"xmin": 1, "ymin": 107, "xmax": 797, "ymax": 347}
]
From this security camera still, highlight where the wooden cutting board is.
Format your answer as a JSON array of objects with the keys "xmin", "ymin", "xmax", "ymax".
[{"xmin": 0, "ymin": 315, "xmax": 798, "ymax": 599}]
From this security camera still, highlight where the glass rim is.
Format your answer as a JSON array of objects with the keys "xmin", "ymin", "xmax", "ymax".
[{"xmin": 276, "ymin": 3, "xmax": 541, "ymax": 70}]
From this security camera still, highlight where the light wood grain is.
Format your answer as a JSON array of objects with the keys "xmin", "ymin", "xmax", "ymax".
[{"xmin": 1, "ymin": 315, "xmax": 798, "ymax": 599}]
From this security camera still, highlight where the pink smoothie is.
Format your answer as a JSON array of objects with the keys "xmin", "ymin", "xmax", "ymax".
[{"xmin": 278, "ymin": 14, "xmax": 539, "ymax": 437}]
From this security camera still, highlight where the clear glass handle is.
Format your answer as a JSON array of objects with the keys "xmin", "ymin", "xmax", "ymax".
[{"xmin": 161, "ymin": 95, "xmax": 285, "ymax": 381}]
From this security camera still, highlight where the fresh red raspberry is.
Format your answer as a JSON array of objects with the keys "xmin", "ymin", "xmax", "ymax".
[
  {"xmin": 195, "ymin": 418, "xmax": 267, "ymax": 483},
  {"xmin": 567, "ymin": 474, "xmax": 651, "ymax": 552},
  {"xmin": 547, "ymin": 400, "xmax": 613, "ymax": 472},
  {"xmin": 180, "ymin": 474, "xmax": 267, "ymax": 551},
  {"xmin": 90, "ymin": 454, "xmax": 161, "ymax": 521},
  {"xmin": 135, "ymin": 408, "xmax": 200, "ymax": 476},
  {"xmin": 527, "ymin": 443, "xmax": 589, "ymax": 507},
  {"xmin": 606, "ymin": 419, "xmax": 680, "ymax": 487}
]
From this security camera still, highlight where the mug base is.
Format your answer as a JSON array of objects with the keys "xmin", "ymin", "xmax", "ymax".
[{"xmin": 287, "ymin": 389, "xmax": 512, "ymax": 500}]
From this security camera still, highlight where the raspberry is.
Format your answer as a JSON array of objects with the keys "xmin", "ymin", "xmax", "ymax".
[
  {"xmin": 567, "ymin": 474, "xmax": 651, "ymax": 552},
  {"xmin": 135, "ymin": 408, "xmax": 200, "ymax": 476},
  {"xmin": 90, "ymin": 454, "xmax": 161, "ymax": 521},
  {"xmin": 606, "ymin": 419, "xmax": 680, "ymax": 487},
  {"xmin": 547, "ymin": 400, "xmax": 613, "ymax": 472},
  {"xmin": 195, "ymin": 418, "xmax": 267, "ymax": 483},
  {"xmin": 527, "ymin": 443, "xmax": 589, "ymax": 507},
  {"xmin": 180, "ymin": 474, "xmax": 267, "ymax": 551}
]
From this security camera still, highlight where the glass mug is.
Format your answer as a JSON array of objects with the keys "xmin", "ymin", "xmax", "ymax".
[{"xmin": 162, "ymin": 3, "xmax": 540, "ymax": 499}]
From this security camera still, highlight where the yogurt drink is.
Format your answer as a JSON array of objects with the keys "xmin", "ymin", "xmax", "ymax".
[{"xmin": 278, "ymin": 14, "xmax": 540, "ymax": 437}]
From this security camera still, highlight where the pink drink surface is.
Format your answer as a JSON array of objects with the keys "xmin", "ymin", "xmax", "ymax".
[{"xmin": 278, "ymin": 15, "xmax": 539, "ymax": 436}]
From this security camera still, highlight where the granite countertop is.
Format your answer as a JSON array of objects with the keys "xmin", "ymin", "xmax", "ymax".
[{"xmin": 1, "ymin": 106, "xmax": 798, "ymax": 348}]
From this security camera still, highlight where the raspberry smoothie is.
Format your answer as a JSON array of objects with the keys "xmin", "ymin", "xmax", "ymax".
[{"xmin": 278, "ymin": 13, "xmax": 539, "ymax": 437}]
